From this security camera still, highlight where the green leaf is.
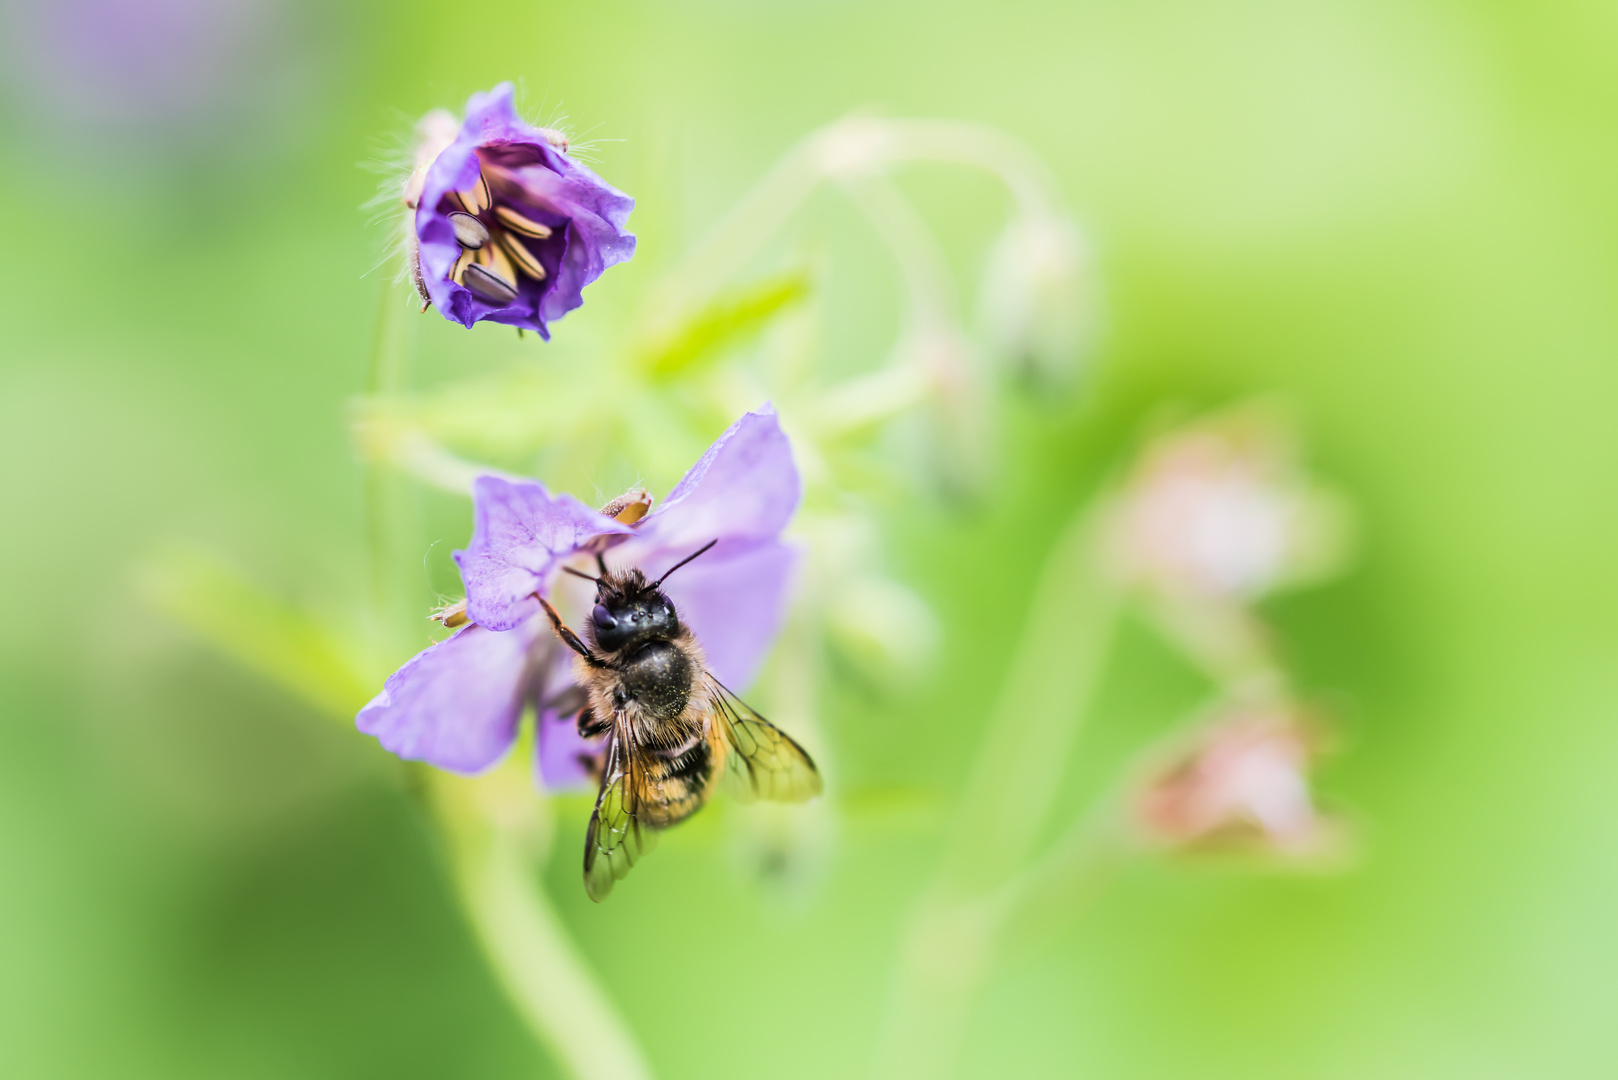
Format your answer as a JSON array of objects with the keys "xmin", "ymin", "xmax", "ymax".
[
  {"xmin": 636, "ymin": 270, "xmax": 811, "ymax": 379},
  {"xmin": 139, "ymin": 547, "xmax": 377, "ymax": 721}
]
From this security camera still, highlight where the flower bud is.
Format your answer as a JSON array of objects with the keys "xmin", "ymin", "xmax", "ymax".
[
  {"xmin": 1107, "ymin": 407, "xmax": 1350, "ymax": 604},
  {"xmin": 977, "ymin": 213, "xmax": 1092, "ymax": 389},
  {"xmin": 824, "ymin": 574, "xmax": 940, "ymax": 687},
  {"xmin": 1132, "ymin": 703, "xmax": 1345, "ymax": 860},
  {"xmin": 908, "ymin": 326, "xmax": 995, "ymax": 498}
]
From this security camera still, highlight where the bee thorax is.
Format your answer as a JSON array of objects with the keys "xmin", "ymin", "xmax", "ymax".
[{"xmin": 616, "ymin": 641, "xmax": 693, "ymax": 720}]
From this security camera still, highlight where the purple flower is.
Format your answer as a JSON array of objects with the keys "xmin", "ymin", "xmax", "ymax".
[
  {"xmin": 357, "ymin": 408, "xmax": 801, "ymax": 787},
  {"xmin": 403, "ymin": 82, "xmax": 635, "ymax": 337}
]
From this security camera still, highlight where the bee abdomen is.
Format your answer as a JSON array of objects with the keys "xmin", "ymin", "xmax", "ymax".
[{"xmin": 639, "ymin": 738, "xmax": 715, "ymax": 827}]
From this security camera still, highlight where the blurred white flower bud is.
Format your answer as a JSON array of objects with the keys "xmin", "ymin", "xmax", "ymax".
[
  {"xmin": 825, "ymin": 573, "xmax": 941, "ymax": 687},
  {"xmin": 1132, "ymin": 703, "xmax": 1345, "ymax": 859},
  {"xmin": 1108, "ymin": 408, "xmax": 1350, "ymax": 604},
  {"xmin": 727, "ymin": 797, "xmax": 836, "ymax": 905},
  {"xmin": 977, "ymin": 213, "xmax": 1091, "ymax": 389},
  {"xmin": 909, "ymin": 325, "xmax": 996, "ymax": 498}
]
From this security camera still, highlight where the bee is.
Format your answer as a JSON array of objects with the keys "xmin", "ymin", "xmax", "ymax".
[{"xmin": 537, "ymin": 540, "xmax": 822, "ymax": 901}]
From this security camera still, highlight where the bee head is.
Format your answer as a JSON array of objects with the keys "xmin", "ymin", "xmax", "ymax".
[
  {"xmin": 589, "ymin": 573, "xmax": 680, "ymax": 653},
  {"xmin": 560, "ymin": 540, "xmax": 718, "ymax": 654}
]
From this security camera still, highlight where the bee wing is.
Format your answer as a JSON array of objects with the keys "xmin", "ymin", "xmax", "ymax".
[
  {"xmin": 582, "ymin": 727, "xmax": 660, "ymax": 903},
  {"xmin": 707, "ymin": 676, "xmax": 823, "ymax": 803}
]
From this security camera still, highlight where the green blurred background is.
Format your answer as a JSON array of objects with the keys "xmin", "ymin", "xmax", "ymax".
[{"xmin": 3, "ymin": 0, "xmax": 1617, "ymax": 1076}]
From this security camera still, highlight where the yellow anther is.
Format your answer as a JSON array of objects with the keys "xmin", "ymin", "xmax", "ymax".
[
  {"xmin": 498, "ymin": 231, "xmax": 548, "ymax": 281},
  {"xmin": 493, "ymin": 205, "xmax": 554, "ymax": 239}
]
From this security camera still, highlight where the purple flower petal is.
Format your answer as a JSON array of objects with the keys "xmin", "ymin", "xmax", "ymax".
[
  {"xmin": 536, "ymin": 707, "xmax": 600, "ymax": 789},
  {"xmin": 659, "ymin": 539, "xmax": 798, "ymax": 689},
  {"xmin": 635, "ymin": 406, "xmax": 802, "ymax": 552},
  {"xmin": 414, "ymin": 82, "xmax": 635, "ymax": 335},
  {"xmin": 454, "ymin": 476, "xmax": 635, "ymax": 632},
  {"xmin": 356, "ymin": 620, "xmax": 543, "ymax": 774}
]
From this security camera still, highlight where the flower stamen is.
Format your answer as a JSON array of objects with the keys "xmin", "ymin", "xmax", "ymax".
[
  {"xmin": 498, "ymin": 231, "xmax": 548, "ymax": 281},
  {"xmin": 451, "ymin": 246, "xmax": 475, "ymax": 285},
  {"xmin": 429, "ymin": 598, "xmax": 470, "ymax": 628},
  {"xmin": 487, "ymin": 237, "xmax": 519, "ymax": 283},
  {"xmin": 463, "ymin": 262, "xmax": 519, "ymax": 305},
  {"xmin": 449, "ymin": 212, "xmax": 490, "ymax": 249},
  {"xmin": 493, "ymin": 205, "xmax": 554, "ymax": 239},
  {"xmin": 599, "ymin": 486, "xmax": 653, "ymax": 524},
  {"xmin": 439, "ymin": 164, "xmax": 554, "ymax": 301},
  {"xmin": 456, "ymin": 171, "xmax": 492, "ymax": 215}
]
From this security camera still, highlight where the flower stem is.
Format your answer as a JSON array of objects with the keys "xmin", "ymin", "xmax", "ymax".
[
  {"xmin": 363, "ymin": 283, "xmax": 415, "ymax": 641},
  {"xmin": 871, "ymin": 504, "xmax": 1123, "ymax": 1078},
  {"xmin": 939, "ymin": 506, "xmax": 1121, "ymax": 894},
  {"xmin": 358, "ymin": 288, "xmax": 646, "ymax": 1078},
  {"xmin": 868, "ymin": 826, "xmax": 1120, "ymax": 1080},
  {"xmin": 641, "ymin": 117, "xmax": 1064, "ymax": 342},
  {"xmin": 842, "ymin": 175, "xmax": 957, "ymax": 331},
  {"xmin": 432, "ymin": 771, "xmax": 655, "ymax": 1080}
]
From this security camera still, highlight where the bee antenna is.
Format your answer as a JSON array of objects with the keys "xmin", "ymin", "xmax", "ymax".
[
  {"xmin": 560, "ymin": 565, "xmax": 600, "ymax": 583},
  {"xmin": 655, "ymin": 539, "xmax": 719, "ymax": 586}
]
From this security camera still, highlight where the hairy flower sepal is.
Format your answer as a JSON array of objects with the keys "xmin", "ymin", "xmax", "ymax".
[
  {"xmin": 408, "ymin": 83, "xmax": 635, "ymax": 336},
  {"xmin": 356, "ymin": 408, "xmax": 801, "ymax": 787}
]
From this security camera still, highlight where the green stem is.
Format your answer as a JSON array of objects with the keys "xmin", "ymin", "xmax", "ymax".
[
  {"xmin": 359, "ymin": 286, "xmax": 646, "ymax": 1077},
  {"xmin": 843, "ymin": 175, "xmax": 957, "ymax": 330},
  {"xmin": 872, "ymin": 119, "xmax": 1065, "ymax": 221},
  {"xmin": 366, "ymin": 280, "xmax": 407, "ymax": 397},
  {"xmin": 995, "ymin": 805, "xmax": 1125, "ymax": 961},
  {"xmin": 939, "ymin": 506, "xmax": 1121, "ymax": 894},
  {"xmin": 641, "ymin": 117, "xmax": 1065, "ymax": 343},
  {"xmin": 869, "ymin": 814, "xmax": 1121, "ymax": 1080},
  {"xmin": 871, "ymin": 504, "xmax": 1123, "ymax": 1078},
  {"xmin": 364, "ymin": 284, "xmax": 412, "ymax": 636},
  {"xmin": 433, "ymin": 773, "xmax": 655, "ymax": 1080}
]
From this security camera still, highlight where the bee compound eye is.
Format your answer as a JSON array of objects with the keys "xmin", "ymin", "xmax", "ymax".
[{"xmin": 591, "ymin": 604, "xmax": 614, "ymax": 628}]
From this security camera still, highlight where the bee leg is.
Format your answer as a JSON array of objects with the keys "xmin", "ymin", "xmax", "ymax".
[
  {"xmin": 576, "ymin": 708, "xmax": 611, "ymax": 739},
  {"xmin": 536, "ymin": 595, "xmax": 609, "ymax": 668}
]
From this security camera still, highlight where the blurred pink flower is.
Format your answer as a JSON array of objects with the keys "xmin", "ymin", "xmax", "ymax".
[
  {"xmin": 1108, "ymin": 410, "xmax": 1346, "ymax": 604},
  {"xmin": 1134, "ymin": 704, "xmax": 1342, "ymax": 858}
]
